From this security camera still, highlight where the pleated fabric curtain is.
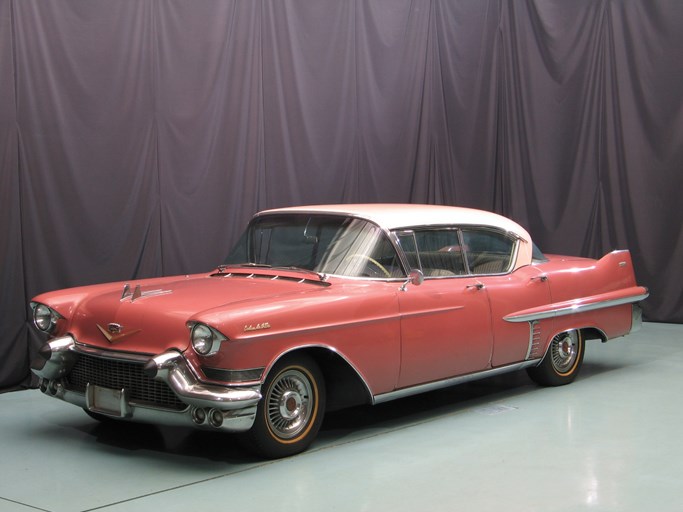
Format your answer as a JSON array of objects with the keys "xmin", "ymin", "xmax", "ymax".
[{"xmin": 1, "ymin": 0, "xmax": 682, "ymax": 388}]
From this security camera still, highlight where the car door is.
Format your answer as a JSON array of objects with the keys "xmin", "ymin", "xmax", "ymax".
[
  {"xmin": 395, "ymin": 229, "xmax": 494, "ymax": 388},
  {"xmin": 460, "ymin": 227, "xmax": 553, "ymax": 366},
  {"xmin": 479, "ymin": 268, "xmax": 553, "ymax": 365}
]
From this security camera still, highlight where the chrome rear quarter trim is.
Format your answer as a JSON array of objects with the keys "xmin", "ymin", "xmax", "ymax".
[{"xmin": 504, "ymin": 291, "xmax": 649, "ymax": 323}]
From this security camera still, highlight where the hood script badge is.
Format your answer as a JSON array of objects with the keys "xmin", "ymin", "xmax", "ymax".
[
  {"xmin": 244, "ymin": 322, "xmax": 271, "ymax": 332},
  {"xmin": 96, "ymin": 323, "xmax": 142, "ymax": 343}
]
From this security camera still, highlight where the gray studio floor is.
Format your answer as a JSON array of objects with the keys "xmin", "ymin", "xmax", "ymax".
[{"xmin": 1, "ymin": 322, "xmax": 681, "ymax": 512}]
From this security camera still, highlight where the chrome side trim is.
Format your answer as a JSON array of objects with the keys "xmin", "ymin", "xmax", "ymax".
[
  {"xmin": 373, "ymin": 360, "xmax": 541, "ymax": 405},
  {"xmin": 504, "ymin": 292, "xmax": 650, "ymax": 323}
]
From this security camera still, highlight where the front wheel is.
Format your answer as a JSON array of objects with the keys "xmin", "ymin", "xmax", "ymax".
[
  {"xmin": 243, "ymin": 354, "xmax": 325, "ymax": 458},
  {"xmin": 527, "ymin": 330, "xmax": 585, "ymax": 386}
]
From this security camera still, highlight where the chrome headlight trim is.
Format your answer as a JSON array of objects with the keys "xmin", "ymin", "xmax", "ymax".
[
  {"xmin": 187, "ymin": 322, "xmax": 227, "ymax": 356},
  {"xmin": 30, "ymin": 302, "xmax": 63, "ymax": 334}
]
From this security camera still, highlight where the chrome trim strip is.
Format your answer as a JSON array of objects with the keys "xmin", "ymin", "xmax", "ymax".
[
  {"xmin": 74, "ymin": 342, "xmax": 153, "ymax": 362},
  {"xmin": 504, "ymin": 292, "xmax": 650, "ymax": 323},
  {"xmin": 373, "ymin": 360, "xmax": 541, "ymax": 405}
]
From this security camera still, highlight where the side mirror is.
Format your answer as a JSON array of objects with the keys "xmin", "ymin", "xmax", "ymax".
[{"xmin": 400, "ymin": 269, "xmax": 424, "ymax": 291}]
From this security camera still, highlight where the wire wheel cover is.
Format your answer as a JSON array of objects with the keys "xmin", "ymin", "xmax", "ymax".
[
  {"xmin": 266, "ymin": 368, "xmax": 314, "ymax": 440},
  {"xmin": 550, "ymin": 330, "xmax": 580, "ymax": 374}
]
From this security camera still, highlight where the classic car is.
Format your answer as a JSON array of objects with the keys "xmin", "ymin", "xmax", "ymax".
[{"xmin": 30, "ymin": 204, "xmax": 648, "ymax": 458}]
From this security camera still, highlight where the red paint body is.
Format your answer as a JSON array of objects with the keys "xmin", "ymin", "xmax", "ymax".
[
  {"xmin": 33, "ymin": 249, "xmax": 645, "ymax": 397},
  {"xmin": 30, "ymin": 204, "xmax": 648, "ymax": 437}
]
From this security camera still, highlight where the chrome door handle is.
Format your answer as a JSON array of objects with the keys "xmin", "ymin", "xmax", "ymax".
[{"xmin": 467, "ymin": 283, "xmax": 484, "ymax": 290}]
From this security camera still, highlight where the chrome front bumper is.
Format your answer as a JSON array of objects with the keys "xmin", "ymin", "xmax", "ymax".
[{"xmin": 31, "ymin": 335, "xmax": 261, "ymax": 433}]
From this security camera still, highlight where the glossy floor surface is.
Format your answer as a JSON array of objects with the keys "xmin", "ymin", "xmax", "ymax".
[{"xmin": 1, "ymin": 322, "xmax": 681, "ymax": 512}]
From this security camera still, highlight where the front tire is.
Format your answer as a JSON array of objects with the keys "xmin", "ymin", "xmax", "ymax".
[
  {"xmin": 244, "ymin": 354, "xmax": 325, "ymax": 458},
  {"xmin": 527, "ymin": 330, "xmax": 585, "ymax": 386}
]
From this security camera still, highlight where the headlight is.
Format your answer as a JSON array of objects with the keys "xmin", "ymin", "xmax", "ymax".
[
  {"xmin": 31, "ymin": 302, "xmax": 62, "ymax": 334},
  {"xmin": 188, "ymin": 322, "xmax": 226, "ymax": 356}
]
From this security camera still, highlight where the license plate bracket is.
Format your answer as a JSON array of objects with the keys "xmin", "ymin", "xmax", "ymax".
[{"xmin": 85, "ymin": 384, "xmax": 132, "ymax": 418}]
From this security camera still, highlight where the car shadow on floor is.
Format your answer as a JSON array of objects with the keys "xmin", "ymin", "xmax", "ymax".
[
  {"xmin": 320, "ymin": 369, "xmax": 535, "ymax": 439},
  {"xmin": 72, "ymin": 360, "xmax": 628, "ymax": 464},
  {"xmin": 74, "ymin": 418, "xmax": 260, "ymax": 464},
  {"xmin": 318, "ymin": 358, "xmax": 634, "ymax": 444}
]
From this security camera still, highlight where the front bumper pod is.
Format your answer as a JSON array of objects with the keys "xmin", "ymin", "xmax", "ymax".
[{"xmin": 31, "ymin": 335, "xmax": 262, "ymax": 433}]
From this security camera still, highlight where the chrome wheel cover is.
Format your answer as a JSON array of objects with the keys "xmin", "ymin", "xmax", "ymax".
[
  {"xmin": 266, "ymin": 368, "xmax": 314, "ymax": 439},
  {"xmin": 550, "ymin": 330, "xmax": 580, "ymax": 374}
]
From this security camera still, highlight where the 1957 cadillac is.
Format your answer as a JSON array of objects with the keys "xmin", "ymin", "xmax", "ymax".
[{"xmin": 30, "ymin": 204, "xmax": 648, "ymax": 458}]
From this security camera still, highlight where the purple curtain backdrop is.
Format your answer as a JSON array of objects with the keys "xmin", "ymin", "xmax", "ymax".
[{"xmin": 1, "ymin": 0, "xmax": 682, "ymax": 388}]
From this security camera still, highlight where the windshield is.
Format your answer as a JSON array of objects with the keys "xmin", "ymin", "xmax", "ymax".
[{"xmin": 224, "ymin": 214, "xmax": 405, "ymax": 278}]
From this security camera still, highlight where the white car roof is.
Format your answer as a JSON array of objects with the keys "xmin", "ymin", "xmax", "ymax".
[
  {"xmin": 257, "ymin": 204, "xmax": 534, "ymax": 270},
  {"xmin": 260, "ymin": 203, "xmax": 530, "ymax": 240}
]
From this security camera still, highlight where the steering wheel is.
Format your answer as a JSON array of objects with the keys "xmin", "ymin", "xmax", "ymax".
[{"xmin": 348, "ymin": 254, "xmax": 392, "ymax": 278}]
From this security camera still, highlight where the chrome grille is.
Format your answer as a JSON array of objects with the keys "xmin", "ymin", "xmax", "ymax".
[{"xmin": 66, "ymin": 352, "xmax": 186, "ymax": 411}]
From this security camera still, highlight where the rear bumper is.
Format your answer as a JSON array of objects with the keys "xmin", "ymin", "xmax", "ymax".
[{"xmin": 31, "ymin": 335, "xmax": 261, "ymax": 433}]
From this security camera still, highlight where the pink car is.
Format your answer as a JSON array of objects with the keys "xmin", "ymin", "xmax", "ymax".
[{"xmin": 31, "ymin": 204, "xmax": 648, "ymax": 458}]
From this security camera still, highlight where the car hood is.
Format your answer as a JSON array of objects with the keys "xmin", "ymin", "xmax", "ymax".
[{"xmin": 45, "ymin": 271, "xmax": 330, "ymax": 354}]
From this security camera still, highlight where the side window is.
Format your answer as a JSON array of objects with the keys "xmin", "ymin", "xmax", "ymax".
[
  {"xmin": 319, "ymin": 220, "xmax": 404, "ymax": 278},
  {"xmin": 367, "ymin": 235, "xmax": 405, "ymax": 278},
  {"xmin": 397, "ymin": 229, "xmax": 467, "ymax": 277},
  {"xmin": 461, "ymin": 229, "xmax": 515, "ymax": 275}
]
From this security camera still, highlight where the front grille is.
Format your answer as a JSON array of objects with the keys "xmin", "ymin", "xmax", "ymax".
[{"xmin": 66, "ymin": 352, "xmax": 186, "ymax": 411}]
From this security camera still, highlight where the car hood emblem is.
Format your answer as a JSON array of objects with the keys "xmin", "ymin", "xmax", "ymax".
[{"xmin": 96, "ymin": 323, "xmax": 142, "ymax": 343}]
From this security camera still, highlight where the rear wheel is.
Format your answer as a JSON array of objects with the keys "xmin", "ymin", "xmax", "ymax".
[
  {"xmin": 243, "ymin": 354, "xmax": 325, "ymax": 458},
  {"xmin": 527, "ymin": 330, "xmax": 585, "ymax": 386}
]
